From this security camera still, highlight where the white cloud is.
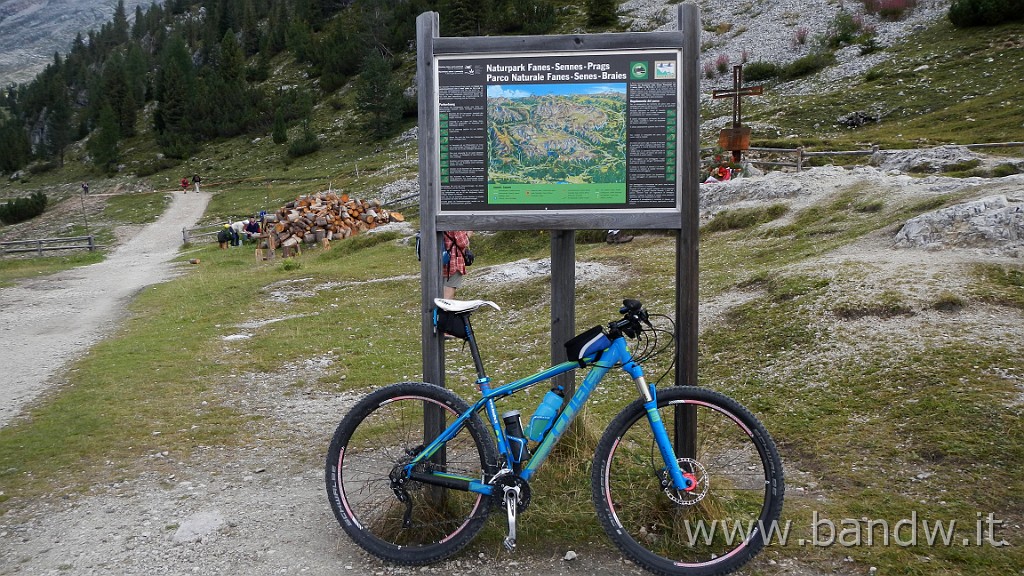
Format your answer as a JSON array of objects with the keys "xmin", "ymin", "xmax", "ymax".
[{"xmin": 487, "ymin": 85, "xmax": 532, "ymax": 99}]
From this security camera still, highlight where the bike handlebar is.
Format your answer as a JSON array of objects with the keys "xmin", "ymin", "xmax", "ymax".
[{"xmin": 608, "ymin": 299, "xmax": 652, "ymax": 339}]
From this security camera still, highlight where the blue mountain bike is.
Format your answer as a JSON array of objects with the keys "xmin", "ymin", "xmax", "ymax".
[{"xmin": 326, "ymin": 298, "xmax": 784, "ymax": 576}]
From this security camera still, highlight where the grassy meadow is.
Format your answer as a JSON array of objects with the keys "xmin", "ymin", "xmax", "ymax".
[{"xmin": 1, "ymin": 11, "xmax": 1023, "ymax": 576}]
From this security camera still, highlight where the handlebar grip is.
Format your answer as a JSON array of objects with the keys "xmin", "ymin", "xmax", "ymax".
[{"xmin": 620, "ymin": 299, "xmax": 643, "ymax": 314}]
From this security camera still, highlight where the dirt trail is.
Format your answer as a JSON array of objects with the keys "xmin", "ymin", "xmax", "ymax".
[
  {"xmin": 3, "ymin": 166, "xmax": 1022, "ymax": 576},
  {"xmin": 0, "ymin": 190, "xmax": 210, "ymax": 428}
]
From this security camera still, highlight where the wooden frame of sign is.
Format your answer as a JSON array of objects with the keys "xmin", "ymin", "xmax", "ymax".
[{"xmin": 416, "ymin": 6, "xmax": 701, "ymax": 456}]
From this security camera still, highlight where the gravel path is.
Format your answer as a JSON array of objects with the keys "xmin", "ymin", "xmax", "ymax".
[
  {"xmin": 0, "ymin": 190, "xmax": 210, "ymax": 429},
  {"xmin": 3, "ymin": 164, "xmax": 1022, "ymax": 576}
]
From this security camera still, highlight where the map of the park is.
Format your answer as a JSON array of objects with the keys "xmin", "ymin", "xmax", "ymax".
[{"xmin": 487, "ymin": 84, "xmax": 627, "ymax": 187}]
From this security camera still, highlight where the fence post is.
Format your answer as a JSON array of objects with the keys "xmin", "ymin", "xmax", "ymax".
[
  {"xmin": 797, "ymin": 147, "xmax": 804, "ymax": 171},
  {"xmin": 36, "ymin": 240, "xmax": 43, "ymax": 256},
  {"xmin": 182, "ymin": 227, "xmax": 189, "ymax": 244},
  {"xmin": 88, "ymin": 235, "xmax": 95, "ymax": 251}
]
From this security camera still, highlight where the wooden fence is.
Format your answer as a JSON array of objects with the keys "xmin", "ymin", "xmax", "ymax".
[
  {"xmin": 181, "ymin": 222, "xmax": 230, "ymax": 244},
  {"xmin": 709, "ymin": 141, "xmax": 1024, "ymax": 172},
  {"xmin": 0, "ymin": 235, "xmax": 97, "ymax": 256}
]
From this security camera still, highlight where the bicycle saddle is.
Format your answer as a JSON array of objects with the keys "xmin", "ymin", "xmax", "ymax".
[{"xmin": 434, "ymin": 298, "xmax": 501, "ymax": 314}]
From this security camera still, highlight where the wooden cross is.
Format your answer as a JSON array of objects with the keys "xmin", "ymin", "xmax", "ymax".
[{"xmin": 712, "ymin": 64, "xmax": 763, "ymax": 162}]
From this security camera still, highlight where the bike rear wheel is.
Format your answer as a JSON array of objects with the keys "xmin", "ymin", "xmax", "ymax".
[
  {"xmin": 325, "ymin": 382, "xmax": 496, "ymax": 565},
  {"xmin": 592, "ymin": 386, "xmax": 784, "ymax": 576}
]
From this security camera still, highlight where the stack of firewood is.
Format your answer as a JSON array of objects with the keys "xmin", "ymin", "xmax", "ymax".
[{"xmin": 262, "ymin": 191, "xmax": 404, "ymax": 251}]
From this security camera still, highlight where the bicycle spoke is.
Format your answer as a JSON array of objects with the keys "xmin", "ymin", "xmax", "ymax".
[
  {"xmin": 594, "ymin": 387, "xmax": 784, "ymax": 576},
  {"xmin": 326, "ymin": 383, "xmax": 496, "ymax": 564}
]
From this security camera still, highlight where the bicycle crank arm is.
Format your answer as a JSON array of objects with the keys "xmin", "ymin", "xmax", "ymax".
[{"xmin": 503, "ymin": 485, "xmax": 520, "ymax": 551}]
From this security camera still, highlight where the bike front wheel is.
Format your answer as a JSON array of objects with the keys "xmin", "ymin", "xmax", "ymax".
[
  {"xmin": 325, "ymin": 382, "xmax": 496, "ymax": 565},
  {"xmin": 592, "ymin": 386, "xmax": 784, "ymax": 576}
]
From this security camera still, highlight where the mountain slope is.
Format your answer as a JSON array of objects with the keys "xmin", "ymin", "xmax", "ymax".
[{"xmin": 0, "ymin": 0, "xmax": 161, "ymax": 86}]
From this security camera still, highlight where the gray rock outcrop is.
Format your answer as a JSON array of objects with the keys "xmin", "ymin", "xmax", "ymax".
[{"xmin": 895, "ymin": 194, "xmax": 1024, "ymax": 252}]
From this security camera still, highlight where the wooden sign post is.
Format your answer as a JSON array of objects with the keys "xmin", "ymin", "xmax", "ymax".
[{"xmin": 417, "ymin": 5, "xmax": 702, "ymax": 458}]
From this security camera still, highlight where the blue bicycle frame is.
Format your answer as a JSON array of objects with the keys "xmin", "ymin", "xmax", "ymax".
[{"xmin": 402, "ymin": 334, "xmax": 691, "ymax": 496}]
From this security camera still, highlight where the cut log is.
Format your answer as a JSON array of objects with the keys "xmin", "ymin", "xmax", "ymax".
[{"xmin": 264, "ymin": 189, "xmax": 402, "ymax": 252}]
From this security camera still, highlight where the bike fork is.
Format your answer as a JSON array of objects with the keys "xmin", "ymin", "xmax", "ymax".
[{"xmin": 637, "ymin": 379, "xmax": 692, "ymax": 492}]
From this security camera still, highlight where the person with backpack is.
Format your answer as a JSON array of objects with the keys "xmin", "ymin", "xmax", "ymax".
[
  {"xmin": 442, "ymin": 230, "xmax": 472, "ymax": 299},
  {"xmin": 217, "ymin": 224, "xmax": 232, "ymax": 249}
]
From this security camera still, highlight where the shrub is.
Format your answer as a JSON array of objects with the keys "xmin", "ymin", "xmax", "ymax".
[
  {"xmin": 864, "ymin": 0, "xmax": 919, "ymax": 20},
  {"xmin": 864, "ymin": 66, "xmax": 886, "ymax": 82},
  {"xmin": 743, "ymin": 61, "xmax": 781, "ymax": 81},
  {"xmin": 781, "ymin": 52, "xmax": 835, "ymax": 80},
  {"xmin": 715, "ymin": 53, "xmax": 730, "ymax": 74},
  {"xmin": 941, "ymin": 159, "xmax": 983, "ymax": 173},
  {"xmin": 932, "ymin": 291, "xmax": 966, "ymax": 312},
  {"xmin": 287, "ymin": 133, "xmax": 320, "ymax": 158},
  {"xmin": 287, "ymin": 120, "xmax": 320, "ymax": 158},
  {"xmin": 949, "ymin": 0, "xmax": 1024, "ymax": 26},
  {"xmin": 135, "ymin": 157, "xmax": 180, "ymax": 177},
  {"xmin": 993, "ymin": 163, "xmax": 1020, "ymax": 177},
  {"xmin": 826, "ymin": 12, "xmax": 863, "ymax": 48},
  {"xmin": 794, "ymin": 26, "xmax": 809, "ymax": 45},
  {"xmin": 859, "ymin": 36, "xmax": 881, "ymax": 55},
  {"xmin": 27, "ymin": 161, "xmax": 58, "ymax": 175},
  {"xmin": 0, "ymin": 191, "xmax": 48, "ymax": 224},
  {"xmin": 703, "ymin": 204, "xmax": 789, "ymax": 233}
]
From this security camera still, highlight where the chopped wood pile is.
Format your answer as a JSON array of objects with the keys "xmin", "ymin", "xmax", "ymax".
[{"xmin": 262, "ymin": 191, "xmax": 404, "ymax": 252}]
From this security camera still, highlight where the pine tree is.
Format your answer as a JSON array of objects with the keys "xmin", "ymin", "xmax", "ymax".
[
  {"xmin": 441, "ymin": 0, "xmax": 489, "ymax": 36},
  {"xmin": 265, "ymin": 0, "xmax": 289, "ymax": 56},
  {"xmin": 286, "ymin": 18, "xmax": 317, "ymax": 64},
  {"xmin": 125, "ymin": 44, "xmax": 150, "ymax": 106},
  {"xmin": 272, "ymin": 106, "xmax": 288, "ymax": 144},
  {"xmin": 43, "ymin": 72, "xmax": 73, "ymax": 165},
  {"xmin": 586, "ymin": 0, "xmax": 619, "ymax": 28},
  {"xmin": 112, "ymin": 0, "xmax": 130, "ymax": 45},
  {"xmin": 211, "ymin": 30, "xmax": 251, "ymax": 136},
  {"xmin": 241, "ymin": 0, "xmax": 261, "ymax": 57},
  {"xmin": 88, "ymin": 103, "xmax": 120, "ymax": 173},
  {"xmin": 154, "ymin": 33, "xmax": 196, "ymax": 158},
  {"xmin": 132, "ymin": 6, "xmax": 146, "ymax": 40},
  {"xmin": 101, "ymin": 54, "xmax": 137, "ymax": 138},
  {"xmin": 0, "ymin": 119, "xmax": 31, "ymax": 172},
  {"xmin": 354, "ymin": 49, "xmax": 404, "ymax": 139},
  {"xmin": 490, "ymin": 0, "xmax": 557, "ymax": 34},
  {"xmin": 319, "ymin": 17, "xmax": 364, "ymax": 93}
]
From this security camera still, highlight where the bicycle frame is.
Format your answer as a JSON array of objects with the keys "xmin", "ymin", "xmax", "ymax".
[{"xmin": 403, "ymin": 333, "xmax": 691, "ymax": 496}]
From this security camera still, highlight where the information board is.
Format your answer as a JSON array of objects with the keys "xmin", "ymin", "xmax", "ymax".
[{"xmin": 436, "ymin": 51, "xmax": 681, "ymax": 213}]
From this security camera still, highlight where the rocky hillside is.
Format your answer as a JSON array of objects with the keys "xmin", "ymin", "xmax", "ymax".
[
  {"xmin": 623, "ymin": 0, "xmax": 951, "ymax": 85},
  {"xmin": 0, "ymin": 0, "xmax": 161, "ymax": 86}
]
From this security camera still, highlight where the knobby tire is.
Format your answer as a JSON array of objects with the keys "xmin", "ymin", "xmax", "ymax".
[
  {"xmin": 592, "ymin": 386, "xmax": 784, "ymax": 576},
  {"xmin": 325, "ymin": 382, "xmax": 496, "ymax": 565}
]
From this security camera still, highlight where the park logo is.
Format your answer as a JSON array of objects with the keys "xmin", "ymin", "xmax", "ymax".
[{"xmin": 629, "ymin": 61, "xmax": 649, "ymax": 80}]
